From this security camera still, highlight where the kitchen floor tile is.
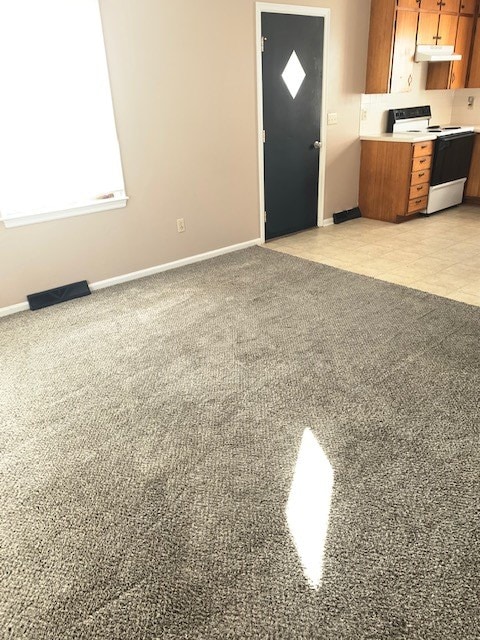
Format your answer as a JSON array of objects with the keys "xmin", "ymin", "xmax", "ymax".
[
  {"xmin": 448, "ymin": 290, "xmax": 480, "ymax": 305},
  {"xmin": 441, "ymin": 263, "xmax": 480, "ymax": 279},
  {"xmin": 457, "ymin": 280, "xmax": 480, "ymax": 296},
  {"xmin": 264, "ymin": 205, "xmax": 480, "ymax": 308},
  {"xmin": 412, "ymin": 280, "xmax": 460, "ymax": 297}
]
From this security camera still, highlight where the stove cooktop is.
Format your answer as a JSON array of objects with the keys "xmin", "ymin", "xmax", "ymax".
[
  {"xmin": 427, "ymin": 125, "xmax": 474, "ymax": 135},
  {"xmin": 401, "ymin": 125, "xmax": 474, "ymax": 137},
  {"xmin": 387, "ymin": 106, "xmax": 474, "ymax": 137}
]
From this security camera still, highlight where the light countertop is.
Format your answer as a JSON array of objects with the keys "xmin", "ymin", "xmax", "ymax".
[{"xmin": 360, "ymin": 133, "xmax": 437, "ymax": 143}]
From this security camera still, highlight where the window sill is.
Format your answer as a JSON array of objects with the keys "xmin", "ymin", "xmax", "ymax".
[{"xmin": 1, "ymin": 195, "xmax": 129, "ymax": 229}]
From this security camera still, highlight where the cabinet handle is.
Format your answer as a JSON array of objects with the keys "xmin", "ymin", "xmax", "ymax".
[
  {"xmin": 418, "ymin": 172, "xmax": 425, "ymax": 177},
  {"xmin": 415, "ymin": 199, "xmax": 422, "ymax": 204},
  {"xmin": 419, "ymin": 159, "xmax": 427, "ymax": 163},
  {"xmin": 417, "ymin": 186, "xmax": 423, "ymax": 190},
  {"xmin": 408, "ymin": 74, "xmax": 413, "ymax": 86}
]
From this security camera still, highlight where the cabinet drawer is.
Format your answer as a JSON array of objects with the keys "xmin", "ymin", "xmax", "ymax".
[
  {"xmin": 411, "ymin": 168, "xmax": 431, "ymax": 185},
  {"xmin": 408, "ymin": 195, "xmax": 428, "ymax": 213},
  {"xmin": 412, "ymin": 155, "xmax": 432, "ymax": 171},
  {"xmin": 409, "ymin": 183, "xmax": 429, "ymax": 199},
  {"xmin": 413, "ymin": 141, "xmax": 434, "ymax": 157}
]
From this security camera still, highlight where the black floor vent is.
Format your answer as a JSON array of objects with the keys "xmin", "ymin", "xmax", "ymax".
[
  {"xmin": 333, "ymin": 207, "xmax": 362, "ymax": 224},
  {"xmin": 27, "ymin": 281, "xmax": 91, "ymax": 311}
]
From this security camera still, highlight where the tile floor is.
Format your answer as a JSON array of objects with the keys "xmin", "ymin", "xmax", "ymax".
[{"xmin": 265, "ymin": 205, "xmax": 480, "ymax": 307}]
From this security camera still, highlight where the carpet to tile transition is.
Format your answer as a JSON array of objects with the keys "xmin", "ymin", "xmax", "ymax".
[{"xmin": 1, "ymin": 247, "xmax": 479, "ymax": 640}]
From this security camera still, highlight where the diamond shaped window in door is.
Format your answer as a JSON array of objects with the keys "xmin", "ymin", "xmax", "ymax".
[{"xmin": 281, "ymin": 50, "xmax": 306, "ymax": 99}]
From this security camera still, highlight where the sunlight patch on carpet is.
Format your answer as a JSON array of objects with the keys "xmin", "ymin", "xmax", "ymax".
[{"xmin": 286, "ymin": 428, "xmax": 334, "ymax": 589}]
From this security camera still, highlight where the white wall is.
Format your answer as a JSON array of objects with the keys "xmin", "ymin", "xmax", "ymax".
[
  {"xmin": 1, "ymin": 0, "xmax": 372, "ymax": 309},
  {"xmin": 451, "ymin": 88, "xmax": 480, "ymax": 124}
]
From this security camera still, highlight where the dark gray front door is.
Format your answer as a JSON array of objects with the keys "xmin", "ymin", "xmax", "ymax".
[{"xmin": 261, "ymin": 13, "xmax": 324, "ymax": 240}]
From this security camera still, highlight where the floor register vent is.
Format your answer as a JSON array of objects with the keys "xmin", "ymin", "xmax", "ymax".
[
  {"xmin": 27, "ymin": 281, "xmax": 91, "ymax": 311},
  {"xmin": 333, "ymin": 207, "xmax": 362, "ymax": 224}
]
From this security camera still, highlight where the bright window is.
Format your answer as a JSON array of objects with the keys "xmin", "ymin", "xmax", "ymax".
[{"xmin": 0, "ymin": 0, "xmax": 127, "ymax": 228}]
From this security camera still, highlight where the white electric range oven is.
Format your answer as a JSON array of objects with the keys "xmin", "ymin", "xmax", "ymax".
[{"xmin": 387, "ymin": 106, "xmax": 475, "ymax": 215}]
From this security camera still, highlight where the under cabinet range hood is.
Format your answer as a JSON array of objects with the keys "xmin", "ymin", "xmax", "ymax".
[{"xmin": 415, "ymin": 45, "xmax": 461, "ymax": 63}]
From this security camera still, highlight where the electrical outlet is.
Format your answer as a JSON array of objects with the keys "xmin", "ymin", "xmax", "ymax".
[
  {"xmin": 327, "ymin": 112, "xmax": 338, "ymax": 125},
  {"xmin": 361, "ymin": 108, "xmax": 367, "ymax": 121},
  {"xmin": 176, "ymin": 218, "xmax": 186, "ymax": 233}
]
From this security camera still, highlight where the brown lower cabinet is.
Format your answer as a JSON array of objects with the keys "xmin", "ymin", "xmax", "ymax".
[
  {"xmin": 465, "ymin": 133, "xmax": 480, "ymax": 203},
  {"xmin": 359, "ymin": 140, "xmax": 434, "ymax": 223}
]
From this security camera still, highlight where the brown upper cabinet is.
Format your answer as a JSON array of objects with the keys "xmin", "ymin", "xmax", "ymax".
[
  {"xmin": 397, "ymin": 0, "xmax": 462, "ymax": 9},
  {"xmin": 426, "ymin": 14, "xmax": 474, "ymax": 88},
  {"xmin": 459, "ymin": 0, "xmax": 476, "ymax": 14},
  {"xmin": 365, "ymin": 0, "xmax": 479, "ymax": 93},
  {"xmin": 467, "ymin": 16, "xmax": 480, "ymax": 86},
  {"xmin": 417, "ymin": 12, "xmax": 459, "ymax": 44},
  {"xmin": 420, "ymin": 0, "xmax": 460, "ymax": 11},
  {"xmin": 424, "ymin": 0, "xmax": 478, "ymax": 89},
  {"xmin": 391, "ymin": 11, "xmax": 419, "ymax": 91},
  {"xmin": 397, "ymin": 0, "xmax": 421, "ymax": 8},
  {"xmin": 365, "ymin": 1, "xmax": 418, "ymax": 93},
  {"xmin": 448, "ymin": 15, "xmax": 474, "ymax": 86}
]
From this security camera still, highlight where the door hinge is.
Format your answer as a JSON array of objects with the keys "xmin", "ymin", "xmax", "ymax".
[
  {"xmin": 261, "ymin": 36, "xmax": 267, "ymax": 53},
  {"xmin": 262, "ymin": 130, "xmax": 266, "ymax": 143},
  {"xmin": 264, "ymin": 211, "xmax": 267, "ymax": 223}
]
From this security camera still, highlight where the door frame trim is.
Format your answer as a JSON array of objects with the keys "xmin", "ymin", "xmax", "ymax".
[{"xmin": 255, "ymin": 3, "xmax": 330, "ymax": 243}]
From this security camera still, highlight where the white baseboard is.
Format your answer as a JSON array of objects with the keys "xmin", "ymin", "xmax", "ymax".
[
  {"xmin": 91, "ymin": 239, "xmax": 261, "ymax": 291},
  {"xmin": 323, "ymin": 217, "xmax": 334, "ymax": 227},
  {"xmin": 0, "ymin": 302, "xmax": 30, "ymax": 318},
  {"xmin": 0, "ymin": 238, "xmax": 262, "ymax": 317}
]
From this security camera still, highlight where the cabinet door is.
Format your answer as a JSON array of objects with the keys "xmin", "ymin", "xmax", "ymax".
[
  {"xmin": 359, "ymin": 141, "xmax": 413, "ymax": 221},
  {"xmin": 417, "ymin": 12, "xmax": 441, "ymax": 43},
  {"xmin": 398, "ymin": 0, "xmax": 420, "ymax": 8},
  {"xmin": 450, "ymin": 16, "xmax": 474, "ymax": 88},
  {"xmin": 440, "ymin": 0, "xmax": 461, "ymax": 11},
  {"xmin": 365, "ymin": 0, "xmax": 397, "ymax": 93},
  {"xmin": 459, "ymin": 0, "xmax": 476, "ymax": 14},
  {"xmin": 437, "ymin": 13, "xmax": 459, "ymax": 44},
  {"xmin": 391, "ymin": 10, "xmax": 419, "ymax": 92},
  {"xmin": 416, "ymin": 11, "xmax": 457, "ymax": 49},
  {"xmin": 426, "ymin": 13, "xmax": 467, "ymax": 89},
  {"xmin": 421, "ymin": 0, "xmax": 460, "ymax": 11},
  {"xmin": 467, "ymin": 17, "xmax": 480, "ymax": 87},
  {"xmin": 420, "ymin": 0, "xmax": 441, "ymax": 9},
  {"xmin": 465, "ymin": 134, "xmax": 480, "ymax": 198}
]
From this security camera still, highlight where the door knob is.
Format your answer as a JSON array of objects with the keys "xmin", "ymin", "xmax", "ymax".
[{"xmin": 314, "ymin": 141, "xmax": 322, "ymax": 149}]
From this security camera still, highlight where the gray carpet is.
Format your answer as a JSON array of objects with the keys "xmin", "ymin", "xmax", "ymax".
[{"xmin": 1, "ymin": 246, "xmax": 479, "ymax": 640}]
